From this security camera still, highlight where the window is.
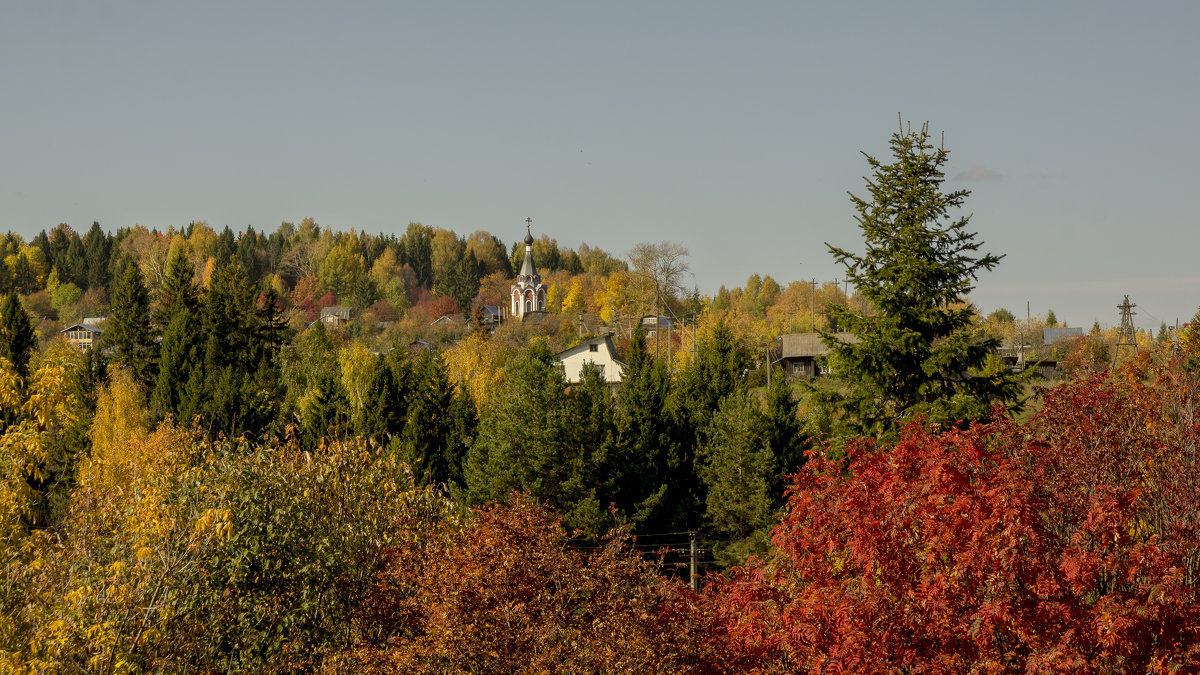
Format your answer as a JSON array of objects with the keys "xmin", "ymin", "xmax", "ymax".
[
  {"xmin": 525, "ymin": 300, "xmax": 532, "ymax": 313},
  {"xmin": 588, "ymin": 344, "xmax": 599, "ymax": 352},
  {"xmin": 597, "ymin": 364, "xmax": 605, "ymax": 378}
]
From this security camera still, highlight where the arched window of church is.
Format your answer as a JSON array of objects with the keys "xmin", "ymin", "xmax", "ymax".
[{"xmin": 525, "ymin": 300, "xmax": 532, "ymax": 313}]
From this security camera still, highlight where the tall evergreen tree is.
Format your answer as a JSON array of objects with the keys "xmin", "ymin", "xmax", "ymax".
[
  {"xmin": 0, "ymin": 291, "xmax": 36, "ymax": 377},
  {"xmin": 150, "ymin": 307, "xmax": 204, "ymax": 423},
  {"xmin": 60, "ymin": 234, "xmax": 87, "ymax": 289},
  {"xmin": 103, "ymin": 262, "xmax": 156, "ymax": 382},
  {"xmin": 764, "ymin": 372, "xmax": 806, "ymax": 504},
  {"xmin": 663, "ymin": 320, "xmax": 753, "ymax": 529},
  {"xmin": 236, "ymin": 226, "xmax": 262, "ymax": 283},
  {"xmin": 303, "ymin": 369, "xmax": 350, "ymax": 450},
  {"xmin": 200, "ymin": 262, "xmax": 281, "ymax": 437},
  {"xmin": 821, "ymin": 121, "xmax": 1022, "ymax": 442},
  {"xmin": 0, "ymin": 260, "xmax": 13, "ymax": 296},
  {"xmin": 400, "ymin": 354, "xmax": 475, "ymax": 491},
  {"xmin": 213, "ymin": 226, "xmax": 237, "ymax": 267},
  {"xmin": 464, "ymin": 344, "xmax": 608, "ymax": 532},
  {"xmin": 82, "ymin": 221, "xmax": 111, "ymax": 290},
  {"xmin": 447, "ymin": 250, "xmax": 482, "ymax": 312},
  {"xmin": 155, "ymin": 244, "xmax": 199, "ymax": 330},
  {"xmin": 403, "ymin": 223, "xmax": 434, "ymax": 289},
  {"xmin": 697, "ymin": 390, "xmax": 775, "ymax": 566},
  {"xmin": 613, "ymin": 327, "xmax": 675, "ymax": 531}
]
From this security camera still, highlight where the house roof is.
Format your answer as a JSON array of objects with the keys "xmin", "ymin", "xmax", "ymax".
[
  {"xmin": 780, "ymin": 332, "xmax": 859, "ymax": 358},
  {"xmin": 320, "ymin": 306, "xmax": 352, "ymax": 319},
  {"xmin": 1043, "ymin": 327, "xmax": 1084, "ymax": 344},
  {"xmin": 553, "ymin": 333, "xmax": 628, "ymax": 366},
  {"xmin": 639, "ymin": 314, "xmax": 674, "ymax": 329},
  {"xmin": 61, "ymin": 322, "xmax": 103, "ymax": 334}
]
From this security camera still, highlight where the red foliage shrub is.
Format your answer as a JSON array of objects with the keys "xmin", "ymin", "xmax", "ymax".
[{"xmin": 696, "ymin": 345, "xmax": 1200, "ymax": 672}]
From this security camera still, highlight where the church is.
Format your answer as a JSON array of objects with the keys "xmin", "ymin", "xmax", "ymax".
[{"xmin": 510, "ymin": 218, "xmax": 546, "ymax": 319}]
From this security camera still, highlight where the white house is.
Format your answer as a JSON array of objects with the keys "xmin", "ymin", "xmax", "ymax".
[{"xmin": 553, "ymin": 333, "xmax": 626, "ymax": 385}]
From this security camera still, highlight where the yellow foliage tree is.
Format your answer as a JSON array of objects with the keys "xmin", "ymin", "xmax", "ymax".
[
  {"xmin": 0, "ymin": 342, "xmax": 84, "ymax": 544},
  {"xmin": 339, "ymin": 342, "xmax": 375, "ymax": 413},
  {"xmin": 443, "ymin": 332, "xmax": 512, "ymax": 414}
]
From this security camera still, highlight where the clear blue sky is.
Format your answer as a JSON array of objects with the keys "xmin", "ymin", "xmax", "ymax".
[{"xmin": 3, "ymin": 1, "xmax": 1196, "ymax": 330}]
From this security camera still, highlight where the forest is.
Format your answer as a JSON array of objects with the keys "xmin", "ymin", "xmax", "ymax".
[{"xmin": 1, "ymin": 124, "xmax": 1197, "ymax": 672}]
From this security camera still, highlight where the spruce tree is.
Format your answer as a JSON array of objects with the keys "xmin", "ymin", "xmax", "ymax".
[
  {"xmin": 698, "ymin": 390, "xmax": 775, "ymax": 566},
  {"xmin": 764, "ymin": 372, "xmax": 805, "ymax": 503},
  {"xmin": 151, "ymin": 307, "xmax": 204, "ymax": 422},
  {"xmin": 82, "ymin": 221, "xmax": 111, "ymax": 290},
  {"xmin": 155, "ymin": 244, "xmax": 199, "ymax": 330},
  {"xmin": 303, "ymin": 369, "xmax": 350, "ymax": 449},
  {"xmin": 400, "ymin": 354, "xmax": 475, "ymax": 490},
  {"xmin": 612, "ymin": 327, "xmax": 674, "ymax": 530},
  {"xmin": 61, "ymin": 234, "xmax": 87, "ymax": 289},
  {"xmin": 0, "ymin": 291, "xmax": 36, "ymax": 377},
  {"xmin": 822, "ymin": 120, "xmax": 1022, "ymax": 441},
  {"xmin": 104, "ymin": 261, "xmax": 156, "ymax": 382}
]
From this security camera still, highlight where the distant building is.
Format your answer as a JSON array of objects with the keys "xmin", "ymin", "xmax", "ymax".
[
  {"xmin": 431, "ymin": 314, "xmax": 462, "ymax": 326},
  {"xmin": 319, "ymin": 306, "xmax": 353, "ymax": 329},
  {"xmin": 638, "ymin": 314, "xmax": 674, "ymax": 337},
  {"xmin": 1043, "ymin": 326, "xmax": 1084, "ymax": 345},
  {"xmin": 779, "ymin": 332, "xmax": 859, "ymax": 378},
  {"xmin": 511, "ymin": 220, "xmax": 546, "ymax": 319},
  {"xmin": 61, "ymin": 322, "xmax": 103, "ymax": 352},
  {"xmin": 553, "ymin": 333, "xmax": 626, "ymax": 386},
  {"xmin": 468, "ymin": 305, "xmax": 502, "ymax": 332}
]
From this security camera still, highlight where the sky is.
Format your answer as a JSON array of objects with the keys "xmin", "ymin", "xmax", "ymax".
[{"xmin": 2, "ymin": 1, "xmax": 1197, "ymax": 331}]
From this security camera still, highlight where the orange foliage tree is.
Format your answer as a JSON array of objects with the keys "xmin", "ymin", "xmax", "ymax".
[{"xmin": 346, "ymin": 496, "xmax": 699, "ymax": 674}]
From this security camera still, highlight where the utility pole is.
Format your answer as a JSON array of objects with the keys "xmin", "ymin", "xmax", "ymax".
[
  {"xmin": 1113, "ymin": 295, "xmax": 1138, "ymax": 369},
  {"xmin": 811, "ymin": 278, "xmax": 818, "ymax": 331},
  {"xmin": 689, "ymin": 531, "xmax": 699, "ymax": 592}
]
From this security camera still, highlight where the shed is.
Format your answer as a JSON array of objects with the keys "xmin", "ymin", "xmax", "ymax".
[{"xmin": 779, "ymin": 332, "xmax": 859, "ymax": 378}]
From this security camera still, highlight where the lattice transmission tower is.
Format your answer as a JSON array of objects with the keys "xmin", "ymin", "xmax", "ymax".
[{"xmin": 1112, "ymin": 295, "xmax": 1138, "ymax": 369}]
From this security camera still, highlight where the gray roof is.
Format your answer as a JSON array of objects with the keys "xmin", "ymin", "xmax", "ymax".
[
  {"xmin": 1043, "ymin": 327, "xmax": 1084, "ymax": 344},
  {"xmin": 518, "ymin": 245, "xmax": 538, "ymax": 280},
  {"xmin": 61, "ymin": 322, "xmax": 103, "ymax": 334},
  {"xmin": 780, "ymin": 332, "xmax": 859, "ymax": 358},
  {"xmin": 320, "ymin": 306, "xmax": 353, "ymax": 320}
]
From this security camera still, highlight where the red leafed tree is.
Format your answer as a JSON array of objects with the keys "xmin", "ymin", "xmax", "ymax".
[
  {"xmin": 695, "ymin": 343, "xmax": 1200, "ymax": 672},
  {"xmin": 344, "ymin": 496, "xmax": 700, "ymax": 674}
]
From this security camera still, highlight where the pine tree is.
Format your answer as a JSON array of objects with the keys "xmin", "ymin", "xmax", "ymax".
[
  {"xmin": 303, "ymin": 370, "xmax": 350, "ymax": 449},
  {"xmin": 0, "ymin": 291, "xmax": 36, "ymax": 377},
  {"xmin": 104, "ymin": 261, "xmax": 156, "ymax": 382},
  {"xmin": 447, "ymin": 250, "xmax": 482, "ymax": 311},
  {"xmin": 612, "ymin": 327, "xmax": 674, "ymax": 531},
  {"xmin": 463, "ymin": 345, "xmax": 592, "ymax": 526},
  {"xmin": 82, "ymin": 221, "xmax": 111, "ymax": 290},
  {"xmin": 200, "ymin": 261, "xmax": 282, "ymax": 438},
  {"xmin": 698, "ymin": 390, "xmax": 775, "ymax": 566},
  {"xmin": 60, "ymin": 234, "xmax": 87, "ymax": 289},
  {"xmin": 764, "ymin": 372, "xmax": 805, "ymax": 503},
  {"xmin": 821, "ymin": 120, "xmax": 1022, "ymax": 441},
  {"xmin": 150, "ymin": 307, "xmax": 204, "ymax": 422},
  {"xmin": 400, "ymin": 354, "xmax": 475, "ymax": 490},
  {"xmin": 155, "ymin": 244, "xmax": 199, "ymax": 330}
]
